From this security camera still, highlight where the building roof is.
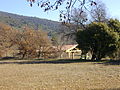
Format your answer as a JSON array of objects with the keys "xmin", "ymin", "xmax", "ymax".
[
  {"xmin": 61, "ymin": 44, "xmax": 78, "ymax": 51},
  {"xmin": 52, "ymin": 44, "xmax": 81, "ymax": 52}
]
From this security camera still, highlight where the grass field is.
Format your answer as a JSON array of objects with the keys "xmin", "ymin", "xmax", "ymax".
[{"xmin": 0, "ymin": 59, "xmax": 120, "ymax": 90}]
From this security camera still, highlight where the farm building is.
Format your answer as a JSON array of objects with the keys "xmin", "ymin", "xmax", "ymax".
[
  {"xmin": 57, "ymin": 44, "xmax": 81, "ymax": 59},
  {"xmin": 57, "ymin": 44, "xmax": 92, "ymax": 59}
]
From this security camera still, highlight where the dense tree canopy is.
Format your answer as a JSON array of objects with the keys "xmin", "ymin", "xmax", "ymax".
[
  {"xmin": 12, "ymin": 27, "xmax": 52, "ymax": 59},
  {"xmin": 107, "ymin": 19, "xmax": 120, "ymax": 60},
  {"xmin": 76, "ymin": 22, "xmax": 119, "ymax": 60},
  {"xmin": 0, "ymin": 22, "xmax": 16, "ymax": 57},
  {"xmin": 0, "ymin": 22, "xmax": 57, "ymax": 59},
  {"xmin": 108, "ymin": 19, "xmax": 120, "ymax": 35}
]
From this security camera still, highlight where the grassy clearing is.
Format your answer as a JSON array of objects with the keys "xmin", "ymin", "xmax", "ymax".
[{"xmin": 0, "ymin": 59, "xmax": 120, "ymax": 90}]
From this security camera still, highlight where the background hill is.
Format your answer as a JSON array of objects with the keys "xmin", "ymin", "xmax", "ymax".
[
  {"xmin": 0, "ymin": 11, "xmax": 63, "ymax": 35},
  {"xmin": 0, "ymin": 11, "xmax": 76, "ymax": 44}
]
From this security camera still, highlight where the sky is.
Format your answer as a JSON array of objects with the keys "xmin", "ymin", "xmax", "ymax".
[{"xmin": 0, "ymin": 0, "xmax": 120, "ymax": 21}]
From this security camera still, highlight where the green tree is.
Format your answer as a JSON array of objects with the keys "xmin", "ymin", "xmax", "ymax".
[
  {"xmin": 108, "ymin": 19, "xmax": 120, "ymax": 35},
  {"xmin": 76, "ymin": 22, "xmax": 119, "ymax": 60},
  {"xmin": 107, "ymin": 19, "xmax": 120, "ymax": 60}
]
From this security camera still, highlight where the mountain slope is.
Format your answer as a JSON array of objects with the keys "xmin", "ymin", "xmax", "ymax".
[
  {"xmin": 0, "ymin": 11, "xmax": 76, "ymax": 44},
  {"xmin": 0, "ymin": 11, "xmax": 62, "ymax": 34}
]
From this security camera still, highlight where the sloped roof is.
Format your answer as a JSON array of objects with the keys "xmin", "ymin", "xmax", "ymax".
[
  {"xmin": 61, "ymin": 44, "xmax": 78, "ymax": 51},
  {"xmin": 52, "ymin": 44, "xmax": 81, "ymax": 52}
]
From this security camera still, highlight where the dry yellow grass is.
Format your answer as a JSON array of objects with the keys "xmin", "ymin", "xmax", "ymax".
[{"xmin": 0, "ymin": 60, "xmax": 120, "ymax": 90}]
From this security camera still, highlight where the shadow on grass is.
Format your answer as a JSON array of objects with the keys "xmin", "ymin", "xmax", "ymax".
[
  {"xmin": 0, "ymin": 57, "xmax": 16, "ymax": 60},
  {"xmin": 95, "ymin": 60, "xmax": 120, "ymax": 65},
  {"xmin": 0, "ymin": 58, "xmax": 119, "ymax": 65},
  {"xmin": 0, "ymin": 59, "xmax": 105, "ymax": 64}
]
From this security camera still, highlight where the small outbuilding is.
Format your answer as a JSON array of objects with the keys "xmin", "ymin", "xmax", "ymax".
[{"xmin": 59, "ymin": 44, "xmax": 82, "ymax": 59}]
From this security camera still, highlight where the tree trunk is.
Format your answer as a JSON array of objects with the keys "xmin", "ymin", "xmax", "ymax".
[
  {"xmin": 96, "ymin": 55, "xmax": 102, "ymax": 61},
  {"xmin": 91, "ymin": 53, "xmax": 96, "ymax": 60},
  {"xmin": 96, "ymin": 56, "xmax": 102, "ymax": 61},
  {"xmin": 96, "ymin": 51, "xmax": 103, "ymax": 61},
  {"xmin": 37, "ymin": 51, "xmax": 41, "ymax": 59},
  {"xmin": 22, "ymin": 51, "xmax": 26, "ymax": 59}
]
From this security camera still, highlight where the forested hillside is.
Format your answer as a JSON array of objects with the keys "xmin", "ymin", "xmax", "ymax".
[
  {"xmin": 0, "ymin": 11, "xmax": 62, "ymax": 35},
  {"xmin": 0, "ymin": 11, "xmax": 77, "ymax": 45}
]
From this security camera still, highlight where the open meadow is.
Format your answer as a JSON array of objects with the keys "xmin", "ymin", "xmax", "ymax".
[{"xmin": 0, "ymin": 59, "xmax": 120, "ymax": 90}]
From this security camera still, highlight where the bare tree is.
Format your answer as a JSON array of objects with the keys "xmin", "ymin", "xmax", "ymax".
[
  {"xmin": 90, "ymin": 0, "xmax": 107, "ymax": 22},
  {"xmin": 71, "ymin": 8, "xmax": 88, "ymax": 30},
  {"xmin": 27, "ymin": 0, "xmax": 97, "ymax": 22},
  {"xmin": 55, "ymin": 8, "xmax": 88, "ymax": 45}
]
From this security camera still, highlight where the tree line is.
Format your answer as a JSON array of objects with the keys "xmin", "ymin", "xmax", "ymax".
[
  {"xmin": 0, "ymin": 19, "xmax": 119, "ymax": 60},
  {"xmin": 0, "ymin": 22, "xmax": 59, "ymax": 59}
]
